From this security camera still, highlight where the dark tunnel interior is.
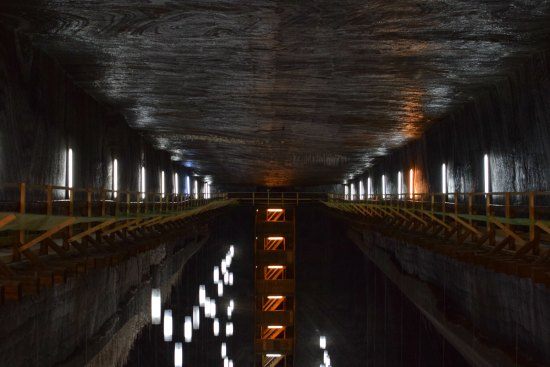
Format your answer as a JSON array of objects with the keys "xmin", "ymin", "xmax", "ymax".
[{"xmin": 0, "ymin": 2, "xmax": 549, "ymax": 367}]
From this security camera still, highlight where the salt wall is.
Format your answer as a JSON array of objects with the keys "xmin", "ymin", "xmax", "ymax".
[
  {"xmin": 0, "ymin": 25, "xmax": 198, "ymax": 192},
  {"xmin": 0, "ymin": 231, "xmax": 208, "ymax": 367},
  {"xmin": 354, "ymin": 51, "xmax": 550, "ymax": 194}
]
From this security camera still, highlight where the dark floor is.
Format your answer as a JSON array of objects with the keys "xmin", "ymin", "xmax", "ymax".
[{"xmin": 125, "ymin": 206, "xmax": 469, "ymax": 366}]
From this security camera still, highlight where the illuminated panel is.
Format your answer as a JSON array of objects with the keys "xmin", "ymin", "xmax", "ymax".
[
  {"xmin": 484, "ymin": 154, "xmax": 490, "ymax": 193},
  {"xmin": 264, "ymin": 236, "xmax": 285, "ymax": 250},
  {"xmin": 140, "ymin": 166, "xmax": 146, "ymax": 199},
  {"xmin": 161, "ymin": 170, "xmax": 165, "ymax": 198},
  {"xmin": 398, "ymin": 171, "xmax": 403, "ymax": 197},
  {"xmin": 266, "ymin": 208, "xmax": 285, "ymax": 222},
  {"xmin": 442, "ymin": 163, "xmax": 447, "ymax": 194},
  {"xmin": 113, "ymin": 159, "xmax": 118, "ymax": 198},
  {"xmin": 409, "ymin": 168, "xmax": 414, "ymax": 199}
]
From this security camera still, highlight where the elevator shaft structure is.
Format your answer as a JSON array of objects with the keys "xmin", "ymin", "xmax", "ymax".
[{"xmin": 254, "ymin": 207, "xmax": 296, "ymax": 367}]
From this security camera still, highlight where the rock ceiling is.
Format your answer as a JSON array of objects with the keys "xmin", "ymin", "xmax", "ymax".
[{"xmin": 1, "ymin": 1, "xmax": 549, "ymax": 186}]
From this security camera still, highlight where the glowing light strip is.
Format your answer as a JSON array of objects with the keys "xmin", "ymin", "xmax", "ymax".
[
  {"xmin": 367, "ymin": 177, "xmax": 372, "ymax": 198},
  {"xmin": 174, "ymin": 172, "xmax": 179, "ymax": 194},
  {"xmin": 267, "ymin": 265, "xmax": 284, "ymax": 269},
  {"xmin": 141, "ymin": 166, "xmax": 146, "ymax": 199},
  {"xmin": 442, "ymin": 163, "xmax": 447, "ymax": 194},
  {"xmin": 484, "ymin": 154, "xmax": 490, "ymax": 193},
  {"xmin": 267, "ymin": 208, "xmax": 284, "ymax": 212},
  {"xmin": 161, "ymin": 170, "xmax": 165, "ymax": 198},
  {"xmin": 398, "ymin": 171, "xmax": 403, "ymax": 197},
  {"xmin": 67, "ymin": 148, "xmax": 73, "ymax": 190},
  {"xmin": 113, "ymin": 158, "xmax": 118, "ymax": 198},
  {"xmin": 267, "ymin": 295, "xmax": 284, "ymax": 299},
  {"xmin": 409, "ymin": 168, "xmax": 414, "ymax": 199}
]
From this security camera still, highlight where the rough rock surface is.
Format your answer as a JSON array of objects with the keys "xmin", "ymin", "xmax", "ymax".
[
  {"xmin": 1, "ymin": 1, "xmax": 549, "ymax": 186},
  {"xmin": 0, "ymin": 235, "xmax": 206, "ymax": 367}
]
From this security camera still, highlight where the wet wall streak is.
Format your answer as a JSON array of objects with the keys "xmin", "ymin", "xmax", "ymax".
[
  {"xmin": 358, "ymin": 51, "xmax": 550, "ymax": 194},
  {"xmin": 0, "ymin": 25, "xmax": 194, "ymax": 192},
  {"xmin": 125, "ymin": 206, "xmax": 255, "ymax": 366},
  {"xmin": 295, "ymin": 207, "xmax": 468, "ymax": 366}
]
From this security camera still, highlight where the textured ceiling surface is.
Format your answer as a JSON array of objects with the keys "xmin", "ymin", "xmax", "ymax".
[{"xmin": 1, "ymin": 1, "xmax": 549, "ymax": 186}]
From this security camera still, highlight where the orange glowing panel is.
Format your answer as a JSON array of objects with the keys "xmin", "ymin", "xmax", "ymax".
[{"xmin": 266, "ymin": 209, "xmax": 285, "ymax": 222}]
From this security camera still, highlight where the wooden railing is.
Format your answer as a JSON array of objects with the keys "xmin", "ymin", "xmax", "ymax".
[{"xmin": 325, "ymin": 191, "xmax": 550, "ymax": 277}]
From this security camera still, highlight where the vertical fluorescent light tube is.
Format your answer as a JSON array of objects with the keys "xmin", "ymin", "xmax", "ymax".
[
  {"xmin": 320, "ymin": 336, "xmax": 327, "ymax": 349},
  {"xmin": 224, "ymin": 358, "xmax": 229, "ymax": 367},
  {"xmin": 227, "ymin": 305, "xmax": 233, "ymax": 318},
  {"xmin": 229, "ymin": 272, "xmax": 234, "ymax": 286},
  {"xmin": 151, "ymin": 288, "xmax": 161, "ymax": 325},
  {"xmin": 164, "ymin": 310, "xmax": 173, "ymax": 342},
  {"xmin": 185, "ymin": 176, "xmax": 190, "ymax": 196},
  {"xmin": 113, "ymin": 159, "xmax": 118, "ymax": 198},
  {"xmin": 174, "ymin": 173, "xmax": 179, "ymax": 195},
  {"xmin": 210, "ymin": 299, "xmax": 217, "ymax": 318},
  {"xmin": 442, "ymin": 163, "xmax": 447, "ymax": 194},
  {"xmin": 350, "ymin": 183, "xmax": 356, "ymax": 200},
  {"xmin": 193, "ymin": 305, "xmax": 200, "ymax": 330},
  {"xmin": 213, "ymin": 318, "xmax": 220, "ymax": 336},
  {"xmin": 67, "ymin": 148, "xmax": 73, "ymax": 190},
  {"xmin": 204, "ymin": 297, "xmax": 211, "ymax": 318},
  {"xmin": 226, "ymin": 322, "xmax": 234, "ymax": 336},
  {"xmin": 174, "ymin": 343, "xmax": 183, "ymax": 367},
  {"xmin": 218, "ymin": 282, "xmax": 224, "ymax": 297},
  {"xmin": 213, "ymin": 266, "xmax": 220, "ymax": 283},
  {"xmin": 199, "ymin": 285, "xmax": 206, "ymax": 306},
  {"xmin": 194, "ymin": 179, "xmax": 198, "ymax": 199},
  {"xmin": 344, "ymin": 185, "xmax": 349, "ymax": 200},
  {"xmin": 161, "ymin": 170, "xmax": 165, "ymax": 198},
  {"xmin": 141, "ymin": 166, "xmax": 146, "ymax": 199},
  {"xmin": 221, "ymin": 343, "xmax": 227, "ymax": 358},
  {"xmin": 228, "ymin": 360, "xmax": 233, "ymax": 367},
  {"xmin": 367, "ymin": 177, "xmax": 372, "ymax": 198},
  {"xmin": 398, "ymin": 171, "xmax": 402, "ymax": 198},
  {"xmin": 409, "ymin": 168, "xmax": 414, "ymax": 199},
  {"xmin": 359, "ymin": 180, "xmax": 365, "ymax": 200},
  {"xmin": 382, "ymin": 175, "xmax": 386, "ymax": 198},
  {"xmin": 184, "ymin": 316, "xmax": 192, "ymax": 343},
  {"xmin": 484, "ymin": 154, "xmax": 490, "ymax": 194}
]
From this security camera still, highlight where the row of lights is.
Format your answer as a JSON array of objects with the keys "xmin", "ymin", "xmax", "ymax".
[
  {"xmin": 151, "ymin": 245, "xmax": 236, "ymax": 367},
  {"xmin": 319, "ymin": 335, "xmax": 332, "ymax": 366},
  {"xmin": 64, "ymin": 148, "xmax": 211, "ymax": 198},
  {"xmin": 345, "ymin": 154, "xmax": 491, "ymax": 199}
]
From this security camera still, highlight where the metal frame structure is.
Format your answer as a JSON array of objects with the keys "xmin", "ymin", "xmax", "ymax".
[{"xmin": 254, "ymin": 206, "xmax": 296, "ymax": 367}]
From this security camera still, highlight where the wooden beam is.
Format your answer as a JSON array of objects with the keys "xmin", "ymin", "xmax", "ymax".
[
  {"xmin": 490, "ymin": 218, "xmax": 526, "ymax": 246},
  {"xmin": 447, "ymin": 214, "xmax": 483, "ymax": 237},
  {"xmin": 102, "ymin": 218, "xmax": 140, "ymax": 236},
  {"xmin": 19, "ymin": 218, "xmax": 76, "ymax": 252},
  {"xmin": 67, "ymin": 219, "xmax": 117, "ymax": 243},
  {"xmin": 0, "ymin": 214, "xmax": 16, "ymax": 230}
]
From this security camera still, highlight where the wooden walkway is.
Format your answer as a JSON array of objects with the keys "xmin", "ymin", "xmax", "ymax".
[{"xmin": 324, "ymin": 191, "xmax": 550, "ymax": 287}]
